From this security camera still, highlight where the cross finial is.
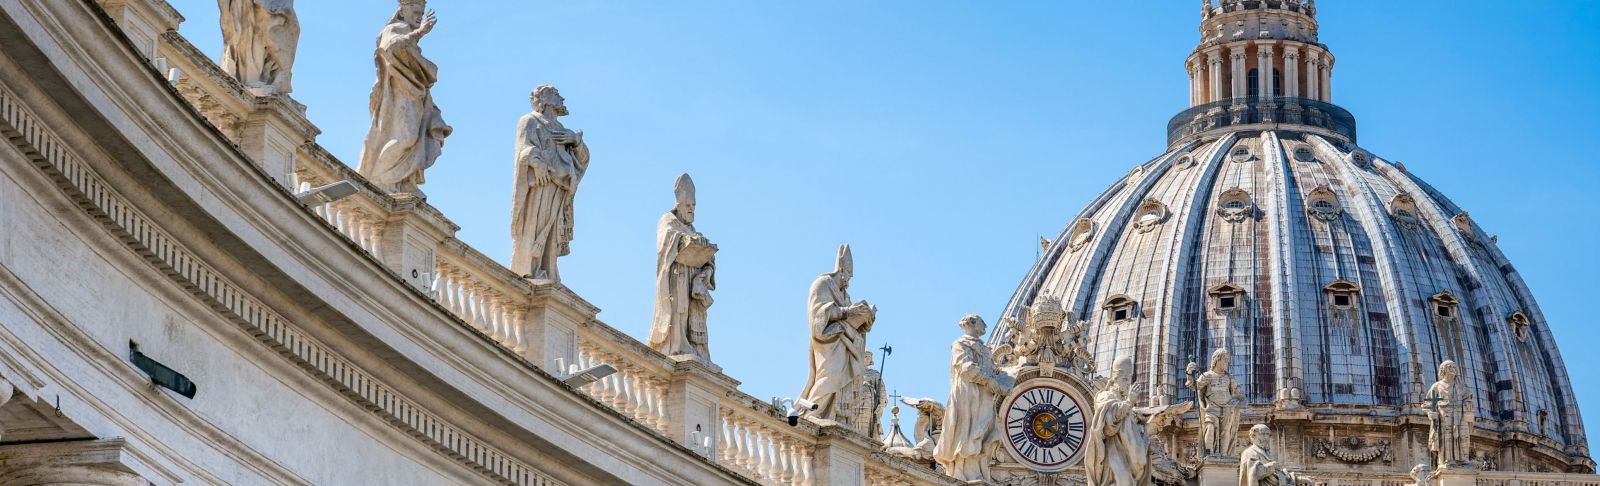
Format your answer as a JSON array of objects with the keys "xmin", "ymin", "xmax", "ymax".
[{"xmin": 1425, "ymin": 389, "xmax": 1445, "ymax": 413}]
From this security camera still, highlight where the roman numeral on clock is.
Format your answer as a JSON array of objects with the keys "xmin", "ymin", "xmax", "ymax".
[{"xmin": 1010, "ymin": 432, "xmax": 1027, "ymax": 447}]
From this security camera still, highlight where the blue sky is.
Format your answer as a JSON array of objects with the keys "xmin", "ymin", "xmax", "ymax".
[{"xmin": 168, "ymin": 1, "xmax": 1600, "ymax": 437}]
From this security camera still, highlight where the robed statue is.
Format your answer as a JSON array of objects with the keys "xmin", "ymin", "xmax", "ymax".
[
  {"xmin": 217, "ymin": 0, "xmax": 298, "ymax": 95},
  {"xmin": 1188, "ymin": 348, "xmax": 1244, "ymax": 457},
  {"xmin": 647, "ymin": 174, "xmax": 716, "ymax": 361},
  {"xmin": 1086, "ymin": 357, "xmax": 1189, "ymax": 486},
  {"xmin": 932, "ymin": 314, "xmax": 1013, "ymax": 482},
  {"xmin": 798, "ymin": 244, "xmax": 877, "ymax": 422},
  {"xmin": 357, "ymin": 0, "xmax": 452, "ymax": 194},
  {"xmin": 1426, "ymin": 360, "xmax": 1475, "ymax": 468},
  {"xmin": 1239, "ymin": 425, "xmax": 1314, "ymax": 486},
  {"xmin": 510, "ymin": 85, "xmax": 588, "ymax": 281}
]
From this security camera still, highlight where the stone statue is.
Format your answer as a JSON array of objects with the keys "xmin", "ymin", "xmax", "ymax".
[
  {"xmin": 1408, "ymin": 463, "xmax": 1438, "ymax": 486},
  {"xmin": 1239, "ymin": 425, "xmax": 1314, "ymax": 486},
  {"xmin": 647, "ymin": 174, "xmax": 717, "ymax": 361},
  {"xmin": 932, "ymin": 315, "xmax": 1013, "ymax": 482},
  {"xmin": 1426, "ymin": 360, "xmax": 1475, "ymax": 468},
  {"xmin": 217, "ymin": 0, "xmax": 298, "ymax": 95},
  {"xmin": 903, "ymin": 397, "xmax": 945, "ymax": 459},
  {"xmin": 798, "ymin": 244, "xmax": 876, "ymax": 422},
  {"xmin": 1189, "ymin": 348, "xmax": 1244, "ymax": 457},
  {"xmin": 357, "ymin": 0, "xmax": 452, "ymax": 194},
  {"xmin": 853, "ymin": 353, "xmax": 887, "ymax": 437},
  {"xmin": 510, "ymin": 85, "xmax": 588, "ymax": 281},
  {"xmin": 1086, "ymin": 357, "xmax": 1152, "ymax": 486}
]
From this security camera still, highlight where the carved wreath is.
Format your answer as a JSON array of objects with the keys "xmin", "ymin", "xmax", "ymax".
[{"xmin": 1314, "ymin": 437, "xmax": 1392, "ymax": 464}]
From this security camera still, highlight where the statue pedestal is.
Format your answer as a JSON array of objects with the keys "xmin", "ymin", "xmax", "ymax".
[
  {"xmin": 377, "ymin": 195, "xmax": 457, "ymax": 293},
  {"xmin": 665, "ymin": 356, "xmax": 737, "ymax": 457},
  {"xmin": 1196, "ymin": 455, "xmax": 1240, "ymax": 486},
  {"xmin": 238, "ymin": 94, "xmax": 318, "ymax": 190},
  {"xmin": 1435, "ymin": 466, "xmax": 1481, "ymax": 486},
  {"xmin": 525, "ymin": 282, "xmax": 598, "ymax": 373},
  {"xmin": 810, "ymin": 423, "xmax": 876, "ymax": 486}
]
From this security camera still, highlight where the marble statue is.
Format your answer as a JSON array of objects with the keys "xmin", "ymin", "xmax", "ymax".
[
  {"xmin": 1408, "ymin": 463, "xmax": 1438, "ymax": 486},
  {"xmin": 1426, "ymin": 360, "xmax": 1475, "ymax": 468},
  {"xmin": 932, "ymin": 315, "xmax": 1013, "ymax": 482},
  {"xmin": 798, "ymin": 244, "xmax": 876, "ymax": 422},
  {"xmin": 852, "ymin": 353, "xmax": 887, "ymax": 436},
  {"xmin": 1189, "ymin": 348, "xmax": 1244, "ymax": 457},
  {"xmin": 217, "ymin": 0, "xmax": 298, "ymax": 95},
  {"xmin": 903, "ymin": 397, "xmax": 944, "ymax": 459},
  {"xmin": 510, "ymin": 85, "xmax": 588, "ymax": 281},
  {"xmin": 647, "ymin": 174, "xmax": 716, "ymax": 361},
  {"xmin": 1239, "ymin": 425, "xmax": 1314, "ymax": 486},
  {"xmin": 357, "ymin": 0, "xmax": 452, "ymax": 194},
  {"xmin": 1086, "ymin": 357, "xmax": 1152, "ymax": 486}
]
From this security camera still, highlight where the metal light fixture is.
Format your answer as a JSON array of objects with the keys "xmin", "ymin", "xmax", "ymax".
[
  {"xmin": 294, "ymin": 180, "xmax": 359, "ymax": 206},
  {"xmin": 559, "ymin": 362, "xmax": 617, "ymax": 388},
  {"xmin": 130, "ymin": 342, "xmax": 197, "ymax": 399}
]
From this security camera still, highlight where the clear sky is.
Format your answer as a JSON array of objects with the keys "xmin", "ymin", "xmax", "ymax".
[{"xmin": 169, "ymin": 1, "xmax": 1600, "ymax": 438}]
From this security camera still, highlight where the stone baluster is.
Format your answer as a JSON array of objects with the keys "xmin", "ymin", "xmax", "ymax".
[
  {"xmin": 431, "ymin": 262, "xmax": 448, "ymax": 306},
  {"xmin": 509, "ymin": 306, "xmax": 527, "ymax": 352},
  {"xmin": 798, "ymin": 445, "xmax": 814, "ymax": 486},
  {"xmin": 724, "ymin": 416, "xmax": 745, "ymax": 475},
  {"xmin": 777, "ymin": 436, "xmax": 794, "ymax": 485},
  {"xmin": 610, "ymin": 357, "xmax": 631, "ymax": 412},
  {"xmin": 717, "ymin": 411, "xmax": 734, "ymax": 470},
  {"xmin": 739, "ymin": 417, "xmax": 757, "ymax": 477},
  {"xmin": 757, "ymin": 425, "xmax": 774, "ymax": 483}
]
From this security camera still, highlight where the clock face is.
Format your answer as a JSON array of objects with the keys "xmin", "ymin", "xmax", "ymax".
[{"xmin": 1001, "ymin": 379, "xmax": 1090, "ymax": 471}]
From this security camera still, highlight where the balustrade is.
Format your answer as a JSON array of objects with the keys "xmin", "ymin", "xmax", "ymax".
[{"xmin": 718, "ymin": 395, "xmax": 818, "ymax": 486}]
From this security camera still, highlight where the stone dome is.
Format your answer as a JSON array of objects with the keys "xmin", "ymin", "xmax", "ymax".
[
  {"xmin": 994, "ymin": 127, "xmax": 1590, "ymax": 470},
  {"xmin": 990, "ymin": 4, "xmax": 1590, "ymax": 473}
]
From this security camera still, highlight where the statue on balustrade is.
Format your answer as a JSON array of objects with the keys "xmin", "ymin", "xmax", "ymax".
[
  {"xmin": 511, "ymin": 85, "xmax": 588, "ymax": 282},
  {"xmin": 1426, "ymin": 360, "xmax": 1475, "ymax": 469},
  {"xmin": 647, "ymin": 174, "xmax": 717, "ymax": 361},
  {"xmin": 1086, "ymin": 357, "xmax": 1190, "ymax": 486},
  {"xmin": 217, "ymin": 0, "xmax": 298, "ymax": 95},
  {"xmin": 1238, "ymin": 425, "xmax": 1315, "ymax": 486},
  {"xmin": 851, "ymin": 352, "xmax": 887, "ymax": 436},
  {"xmin": 1187, "ymin": 348, "xmax": 1244, "ymax": 457},
  {"xmin": 932, "ymin": 314, "xmax": 1013, "ymax": 483},
  {"xmin": 798, "ymin": 244, "xmax": 876, "ymax": 422},
  {"xmin": 357, "ymin": 0, "xmax": 452, "ymax": 195}
]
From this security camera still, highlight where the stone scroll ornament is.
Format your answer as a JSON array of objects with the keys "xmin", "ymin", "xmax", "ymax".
[
  {"xmin": 217, "ymin": 0, "xmax": 298, "ymax": 95},
  {"xmin": 357, "ymin": 0, "xmax": 452, "ymax": 195},
  {"xmin": 647, "ymin": 174, "xmax": 716, "ymax": 361},
  {"xmin": 797, "ymin": 244, "xmax": 876, "ymax": 423},
  {"xmin": 510, "ymin": 85, "xmax": 588, "ymax": 282},
  {"xmin": 931, "ymin": 314, "xmax": 1013, "ymax": 482}
]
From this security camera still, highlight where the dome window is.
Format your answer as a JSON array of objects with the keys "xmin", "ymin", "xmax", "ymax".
[
  {"xmin": 1176, "ymin": 156, "xmax": 1195, "ymax": 170},
  {"xmin": 1230, "ymin": 146, "xmax": 1253, "ymax": 163},
  {"xmin": 1350, "ymin": 150, "xmax": 1372, "ymax": 169},
  {"xmin": 1306, "ymin": 187, "xmax": 1341, "ymax": 221},
  {"xmin": 1389, "ymin": 194, "xmax": 1423, "ymax": 231},
  {"xmin": 1324, "ymin": 279, "xmax": 1360, "ymax": 310},
  {"xmin": 1067, "ymin": 219, "xmax": 1096, "ymax": 252},
  {"xmin": 1208, "ymin": 283, "xmax": 1246, "ymax": 315},
  {"xmin": 1293, "ymin": 146, "xmax": 1316, "ymax": 162},
  {"xmin": 1103, "ymin": 295, "xmax": 1138, "ymax": 323},
  {"xmin": 1507, "ymin": 311, "xmax": 1531, "ymax": 343},
  {"xmin": 1133, "ymin": 199, "xmax": 1168, "ymax": 233},
  {"xmin": 1430, "ymin": 292, "xmax": 1460, "ymax": 319},
  {"xmin": 1452, "ymin": 211, "xmax": 1474, "ymax": 235},
  {"xmin": 1217, "ymin": 188, "xmax": 1254, "ymax": 223}
]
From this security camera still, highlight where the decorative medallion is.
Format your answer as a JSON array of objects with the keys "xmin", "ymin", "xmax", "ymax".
[
  {"xmin": 1001, "ymin": 378, "xmax": 1091, "ymax": 472},
  {"xmin": 1067, "ymin": 219, "xmax": 1096, "ymax": 253}
]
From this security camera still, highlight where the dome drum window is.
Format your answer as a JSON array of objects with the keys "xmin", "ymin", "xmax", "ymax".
[
  {"xmin": 1217, "ymin": 188, "xmax": 1255, "ymax": 223},
  {"xmin": 1103, "ymin": 295, "xmax": 1138, "ymax": 324},
  {"xmin": 1208, "ymin": 283, "xmax": 1246, "ymax": 316},
  {"xmin": 1306, "ymin": 186, "xmax": 1342, "ymax": 222},
  {"xmin": 1133, "ymin": 199, "xmax": 1169, "ymax": 233}
]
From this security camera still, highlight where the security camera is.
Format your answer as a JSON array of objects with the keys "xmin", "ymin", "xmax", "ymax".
[{"xmin": 794, "ymin": 398, "xmax": 818, "ymax": 412}]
